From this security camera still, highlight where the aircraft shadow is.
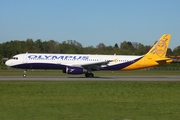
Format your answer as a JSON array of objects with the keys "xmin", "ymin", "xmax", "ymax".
[{"xmin": 68, "ymin": 76, "xmax": 113, "ymax": 79}]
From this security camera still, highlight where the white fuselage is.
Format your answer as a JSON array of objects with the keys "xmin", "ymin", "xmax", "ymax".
[{"xmin": 6, "ymin": 53, "xmax": 143, "ymax": 70}]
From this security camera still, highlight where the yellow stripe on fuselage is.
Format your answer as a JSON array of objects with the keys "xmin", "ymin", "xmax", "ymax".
[{"xmin": 122, "ymin": 56, "xmax": 159, "ymax": 70}]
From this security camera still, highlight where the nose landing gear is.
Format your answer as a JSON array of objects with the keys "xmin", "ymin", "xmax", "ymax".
[{"xmin": 23, "ymin": 69, "xmax": 27, "ymax": 77}]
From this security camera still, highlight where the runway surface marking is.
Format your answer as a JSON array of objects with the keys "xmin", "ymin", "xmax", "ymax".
[{"xmin": 0, "ymin": 76, "xmax": 180, "ymax": 81}]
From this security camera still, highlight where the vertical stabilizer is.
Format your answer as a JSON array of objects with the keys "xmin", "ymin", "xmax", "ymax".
[{"xmin": 145, "ymin": 34, "xmax": 171, "ymax": 58}]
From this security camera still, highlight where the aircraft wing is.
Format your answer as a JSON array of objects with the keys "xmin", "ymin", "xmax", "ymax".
[
  {"xmin": 81, "ymin": 60, "xmax": 113, "ymax": 70},
  {"xmin": 62, "ymin": 58, "xmax": 118, "ymax": 70}
]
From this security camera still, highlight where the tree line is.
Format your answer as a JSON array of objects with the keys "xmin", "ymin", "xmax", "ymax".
[{"xmin": 0, "ymin": 39, "xmax": 180, "ymax": 60}]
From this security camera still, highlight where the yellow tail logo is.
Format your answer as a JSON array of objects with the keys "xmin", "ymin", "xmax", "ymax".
[{"xmin": 145, "ymin": 34, "xmax": 171, "ymax": 58}]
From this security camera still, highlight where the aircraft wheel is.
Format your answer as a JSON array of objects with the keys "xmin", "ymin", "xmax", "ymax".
[
  {"xmin": 89, "ymin": 73, "xmax": 94, "ymax": 77},
  {"xmin": 23, "ymin": 74, "xmax": 26, "ymax": 77},
  {"xmin": 85, "ymin": 73, "xmax": 94, "ymax": 78},
  {"xmin": 85, "ymin": 73, "xmax": 89, "ymax": 77}
]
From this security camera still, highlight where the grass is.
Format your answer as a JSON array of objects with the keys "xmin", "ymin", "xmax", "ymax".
[
  {"xmin": 0, "ymin": 69, "xmax": 180, "ymax": 119},
  {"xmin": 1, "ymin": 69, "xmax": 180, "ymax": 76},
  {"xmin": 0, "ymin": 81, "xmax": 180, "ymax": 120}
]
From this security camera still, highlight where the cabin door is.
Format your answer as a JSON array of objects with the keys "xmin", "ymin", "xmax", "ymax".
[{"xmin": 23, "ymin": 53, "xmax": 28, "ymax": 64}]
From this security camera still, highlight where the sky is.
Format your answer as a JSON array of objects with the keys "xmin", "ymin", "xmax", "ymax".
[{"xmin": 1, "ymin": 0, "xmax": 180, "ymax": 49}]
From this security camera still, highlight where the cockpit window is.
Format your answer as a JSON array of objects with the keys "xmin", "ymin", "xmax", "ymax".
[{"xmin": 12, "ymin": 57, "xmax": 18, "ymax": 60}]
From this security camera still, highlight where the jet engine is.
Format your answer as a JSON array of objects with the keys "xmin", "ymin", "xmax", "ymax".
[{"xmin": 63, "ymin": 66, "xmax": 87, "ymax": 74}]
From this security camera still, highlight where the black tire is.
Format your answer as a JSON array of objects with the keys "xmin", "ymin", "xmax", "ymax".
[
  {"xmin": 85, "ymin": 73, "xmax": 94, "ymax": 77},
  {"xmin": 85, "ymin": 73, "xmax": 89, "ymax": 77},
  {"xmin": 89, "ymin": 73, "xmax": 94, "ymax": 77}
]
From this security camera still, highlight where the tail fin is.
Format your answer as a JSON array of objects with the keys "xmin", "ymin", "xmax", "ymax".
[
  {"xmin": 145, "ymin": 34, "xmax": 171, "ymax": 59},
  {"xmin": 122, "ymin": 34, "xmax": 172, "ymax": 70}
]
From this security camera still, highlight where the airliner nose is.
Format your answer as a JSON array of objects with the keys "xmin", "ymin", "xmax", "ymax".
[{"xmin": 5, "ymin": 60, "xmax": 11, "ymax": 66}]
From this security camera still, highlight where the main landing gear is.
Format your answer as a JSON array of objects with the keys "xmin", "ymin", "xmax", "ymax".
[
  {"xmin": 23, "ymin": 69, "xmax": 27, "ymax": 77},
  {"xmin": 85, "ymin": 72, "xmax": 94, "ymax": 77}
]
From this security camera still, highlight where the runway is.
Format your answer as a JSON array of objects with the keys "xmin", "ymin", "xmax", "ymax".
[{"xmin": 0, "ymin": 76, "xmax": 180, "ymax": 81}]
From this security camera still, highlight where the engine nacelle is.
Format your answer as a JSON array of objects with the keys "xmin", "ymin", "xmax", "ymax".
[{"xmin": 63, "ymin": 66, "xmax": 87, "ymax": 74}]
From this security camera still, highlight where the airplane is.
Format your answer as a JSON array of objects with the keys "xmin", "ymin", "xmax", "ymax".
[{"xmin": 5, "ymin": 34, "xmax": 172, "ymax": 77}]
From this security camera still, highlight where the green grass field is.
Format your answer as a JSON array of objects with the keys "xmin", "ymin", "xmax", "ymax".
[
  {"xmin": 0, "ymin": 81, "xmax": 180, "ymax": 120},
  {"xmin": 0, "ymin": 70, "xmax": 180, "ymax": 120}
]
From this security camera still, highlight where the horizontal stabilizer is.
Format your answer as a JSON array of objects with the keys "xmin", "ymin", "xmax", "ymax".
[{"xmin": 156, "ymin": 58, "xmax": 172, "ymax": 63}]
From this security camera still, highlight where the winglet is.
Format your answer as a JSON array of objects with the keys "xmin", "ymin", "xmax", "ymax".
[{"xmin": 113, "ymin": 58, "xmax": 118, "ymax": 63}]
